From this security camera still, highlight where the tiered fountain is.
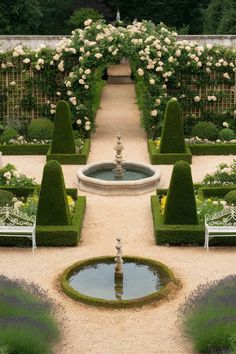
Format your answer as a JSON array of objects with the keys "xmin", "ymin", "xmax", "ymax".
[
  {"xmin": 77, "ymin": 133, "xmax": 160, "ymax": 195},
  {"xmin": 61, "ymin": 238, "xmax": 179, "ymax": 308}
]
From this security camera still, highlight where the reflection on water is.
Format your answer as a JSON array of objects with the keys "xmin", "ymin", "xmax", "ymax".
[
  {"xmin": 86, "ymin": 168, "xmax": 152, "ymax": 181},
  {"xmin": 69, "ymin": 261, "xmax": 165, "ymax": 301}
]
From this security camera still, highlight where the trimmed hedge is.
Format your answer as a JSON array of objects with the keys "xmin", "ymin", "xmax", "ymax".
[
  {"xmin": 51, "ymin": 101, "xmax": 76, "ymax": 154},
  {"xmin": 152, "ymin": 194, "xmax": 236, "ymax": 245},
  {"xmin": 148, "ymin": 140, "xmax": 192, "ymax": 164},
  {"xmin": 198, "ymin": 185, "xmax": 236, "ymax": 199},
  {"xmin": 159, "ymin": 98, "xmax": 186, "ymax": 153},
  {"xmin": 148, "ymin": 140, "xmax": 236, "ymax": 164},
  {"xmin": 36, "ymin": 196, "xmax": 86, "ymax": 246},
  {"xmin": 164, "ymin": 161, "xmax": 198, "ymax": 224},
  {"xmin": 36, "ymin": 160, "xmax": 70, "ymax": 226},
  {"xmin": 0, "ymin": 144, "xmax": 50, "ymax": 155},
  {"xmin": 47, "ymin": 138, "xmax": 90, "ymax": 164},
  {"xmin": 188, "ymin": 143, "xmax": 236, "ymax": 155}
]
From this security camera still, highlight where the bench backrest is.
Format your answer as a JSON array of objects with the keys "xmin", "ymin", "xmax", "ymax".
[
  {"xmin": 0, "ymin": 206, "xmax": 35, "ymax": 227},
  {"xmin": 205, "ymin": 206, "xmax": 236, "ymax": 227}
]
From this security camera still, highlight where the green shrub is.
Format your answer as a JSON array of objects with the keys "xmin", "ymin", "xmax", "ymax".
[
  {"xmin": 159, "ymin": 98, "xmax": 186, "ymax": 153},
  {"xmin": 164, "ymin": 160, "xmax": 198, "ymax": 225},
  {"xmin": 219, "ymin": 128, "xmax": 235, "ymax": 141},
  {"xmin": 0, "ymin": 128, "xmax": 18, "ymax": 144},
  {"xmin": 0, "ymin": 189, "xmax": 13, "ymax": 206},
  {"xmin": 192, "ymin": 121, "xmax": 219, "ymax": 140},
  {"xmin": 51, "ymin": 101, "xmax": 76, "ymax": 154},
  {"xmin": 28, "ymin": 118, "xmax": 54, "ymax": 140},
  {"xmin": 68, "ymin": 8, "xmax": 103, "ymax": 29},
  {"xmin": 181, "ymin": 275, "xmax": 236, "ymax": 354},
  {"xmin": 0, "ymin": 275, "xmax": 59, "ymax": 354},
  {"xmin": 225, "ymin": 190, "xmax": 236, "ymax": 205},
  {"xmin": 36, "ymin": 160, "xmax": 71, "ymax": 226}
]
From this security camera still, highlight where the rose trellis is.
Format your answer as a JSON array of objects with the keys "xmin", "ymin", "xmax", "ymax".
[{"xmin": 0, "ymin": 19, "xmax": 235, "ymax": 138}]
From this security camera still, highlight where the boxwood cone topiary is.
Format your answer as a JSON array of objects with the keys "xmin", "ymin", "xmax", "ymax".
[
  {"xmin": 164, "ymin": 160, "xmax": 198, "ymax": 225},
  {"xmin": 36, "ymin": 160, "xmax": 71, "ymax": 226},
  {"xmin": 51, "ymin": 101, "xmax": 76, "ymax": 154},
  {"xmin": 159, "ymin": 98, "xmax": 186, "ymax": 153}
]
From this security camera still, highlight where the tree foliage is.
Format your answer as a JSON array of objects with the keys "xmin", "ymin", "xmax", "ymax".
[
  {"xmin": 203, "ymin": 0, "xmax": 236, "ymax": 34},
  {"xmin": 68, "ymin": 8, "xmax": 103, "ymax": 29}
]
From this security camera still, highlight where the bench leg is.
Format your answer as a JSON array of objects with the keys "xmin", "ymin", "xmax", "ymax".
[{"xmin": 32, "ymin": 230, "xmax": 37, "ymax": 253}]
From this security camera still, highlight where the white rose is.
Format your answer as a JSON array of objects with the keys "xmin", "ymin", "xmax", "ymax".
[
  {"xmin": 67, "ymin": 91, "xmax": 72, "ymax": 96},
  {"xmin": 35, "ymin": 64, "xmax": 41, "ymax": 71},
  {"xmin": 23, "ymin": 58, "xmax": 30, "ymax": 64},
  {"xmin": 79, "ymin": 79, "xmax": 85, "ymax": 85},
  {"xmin": 58, "ymin": 60, "xmax": 64, "ymax": 72},
  {"xmin": 164, "ymin": 37, "xmax": 171, "ymax": 45},
  {"xmin": 94, "ymin": 53, "xmax": 103, "ymax": 59},
  {"xmin": 56, "ymin": 91, "xmax": 61, "ymax": 96},
  {"xmin": 194, "ymin": 96, "xmax": 200, "ymax": 102},
  {"xmin": 149, "ymin": 78, "xmax": 155, "ymax": 85},
  {"xmin": 77, "ymin": 119, "xmax": 82, "ymax": 125},
  {"xmin": 9, "ymin": 81, "xmax": 16, "ymax": 86},
  {"xmin": 37, "ymin": 58, "xmax": 44, "ymax": 65},
  {"xmin": 85, "ymin": 69, "xmax": 91, "ymax": 75},
  {"xmin": 137, "ymin": 68, "xmax": 144, "ymax": 76},
  {"xmin": 223, "ymin": 72, "xmax": 230, "ymax": 79},
  {"xmin": 156, "ymin": 98, "xmax": 161, "ymax": 105},
  {"xmin": 84, "ymin": 19, "xmax": 92, "ymax": 26},
  {"xmin": 151, "ymin": 110, "xmax": 158, "ymax": 116},
  {"xmin": 223, "ymin": 122, "xmax": 229, "ymax": 128}
]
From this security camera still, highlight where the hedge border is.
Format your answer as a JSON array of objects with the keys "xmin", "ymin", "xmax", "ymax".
[
  {"xmin": 198, "ymin": 185, "xmax": 236, "ymax": 199},
  {"xmin": 36, "ymin": 196, "xmax": 86, "ymax": 246},
  {"xmin": 60, "ymin": 255, "xmax": 181, "ymax": 309},
  {"xmin": 151, "ymin": 194, "xmax": 236, "ymax": 246},
  {"xmin": 148, "ymin": 139, "xmax": 192, "ymax": 164},
  {"xmin": 148, "ymin": 140, "xmax": 236, "ymax": 164},
  {"xmin": 46, "ymin": 139, "xmax": 90, "ymax": 165},
  {"xmin": 0, "ymin": 144, "xmax": 50, "ymax": 155},
  {"xmin": 189, "ymin": 144, "xmax": 236, "ymax": 155}
]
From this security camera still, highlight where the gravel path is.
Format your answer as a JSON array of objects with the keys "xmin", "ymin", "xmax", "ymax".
[{"xmin": 1, "ymin": 71, "xmax": 236, "ymax": 354}]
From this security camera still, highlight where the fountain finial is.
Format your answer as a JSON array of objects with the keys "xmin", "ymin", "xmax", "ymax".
[
  {"xmin": 113, "ymin": 132, "xmax": 125, "ymax": 178},
  {"xmin": 115, "ymin": 237, "xmax": 123, "ymax": 279}
]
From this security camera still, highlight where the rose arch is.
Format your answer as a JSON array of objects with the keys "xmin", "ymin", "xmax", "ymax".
[{"xmin": 0, "ymin": 19, "xmax": 235, "ymax": 140}]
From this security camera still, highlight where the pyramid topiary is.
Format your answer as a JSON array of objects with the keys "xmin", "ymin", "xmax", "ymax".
[
  {"xmin": 159, "ymin": 98, "xmax": 186, "ymax": 153},
  {"xmin": 164, "ymin": 160, "xmax": 198, "ymax": 225},
  {"xmin": 36, "ymin": 160, "xmax": 71, "ymax": 226},
  {"xmin": 51, "ymin": 100, "xmax": 76, "ymax": 154}
]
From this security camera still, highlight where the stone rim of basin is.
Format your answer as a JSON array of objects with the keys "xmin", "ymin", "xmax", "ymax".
[{"xmin": 77, "ymin": 161, "xmax": 160, "ymax": 195}]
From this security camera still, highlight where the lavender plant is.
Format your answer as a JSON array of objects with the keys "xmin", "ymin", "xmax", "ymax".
[
  {"xmin": 180, "ymin": 275, "xmax": 236, "ymax": 353},
  {"xmin": 0, "ymin": 275, "xmax": 60, "ymax": 354}
]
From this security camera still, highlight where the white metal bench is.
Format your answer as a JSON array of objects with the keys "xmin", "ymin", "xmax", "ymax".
[
  {"xmin": 205, "ymin": 206, "xmax": 236, "ymax": 250},
  {"xmin": 0, "ymin": 206, "xmax": 36, "ymax": 252}
]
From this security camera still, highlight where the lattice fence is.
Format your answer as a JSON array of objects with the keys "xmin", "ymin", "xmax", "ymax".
[{"xmin": 0, "ymin": 63, "xmax": 235, "ymax": 123}]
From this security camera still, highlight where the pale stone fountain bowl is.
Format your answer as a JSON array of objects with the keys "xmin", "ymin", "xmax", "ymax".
[{"xmin": 77, "ymin": 161, "xmax": 160, "ymax": 196}]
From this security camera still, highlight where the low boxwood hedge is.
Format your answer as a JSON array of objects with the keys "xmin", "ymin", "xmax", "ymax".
[
  {"xmin": 151, "ymin": 194, "xmax": 236, "ymax": 246},
  {"xmin": 46, "ymin": 138, "xmax": 90, "ymax": 165},
  {"xmin": 36, "ymin": 196, "xmax": 86, "ymax": 246},
  {"xmin": 148, "ymin": 140, "xmax": 236, "ymax": 164},
  {"xmin": 148, "ymin": 140, "xmax": 192, "ymax": 164},
  {"xmin": 189, "ymin": 143, "xmax": 236, "ymax": 155},
  {"xmin": 0, "ymin": 144, "xmax": 50, "ymax": 155},
  {"xmin": 198, "ymin": 185, "xmax": 236, "ymax": 199}
]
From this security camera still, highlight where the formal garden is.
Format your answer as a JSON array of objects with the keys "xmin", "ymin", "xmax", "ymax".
[{"xmin": 0, "ymin": 16, "xmax": 236, "ymax": 354}]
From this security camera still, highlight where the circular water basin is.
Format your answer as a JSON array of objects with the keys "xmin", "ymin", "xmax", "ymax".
[
  {"xmin": 77, "ymin": 161, "xmax": 160, "ymax": 195},
  {"xmin": 61, "ymin": 256, "xmax": 179, "ymax": 308}
]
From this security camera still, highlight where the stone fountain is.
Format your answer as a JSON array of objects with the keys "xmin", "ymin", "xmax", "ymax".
[{"xmin": 77, "ymin": 133, "xmax": 160, "ymax": 195}]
